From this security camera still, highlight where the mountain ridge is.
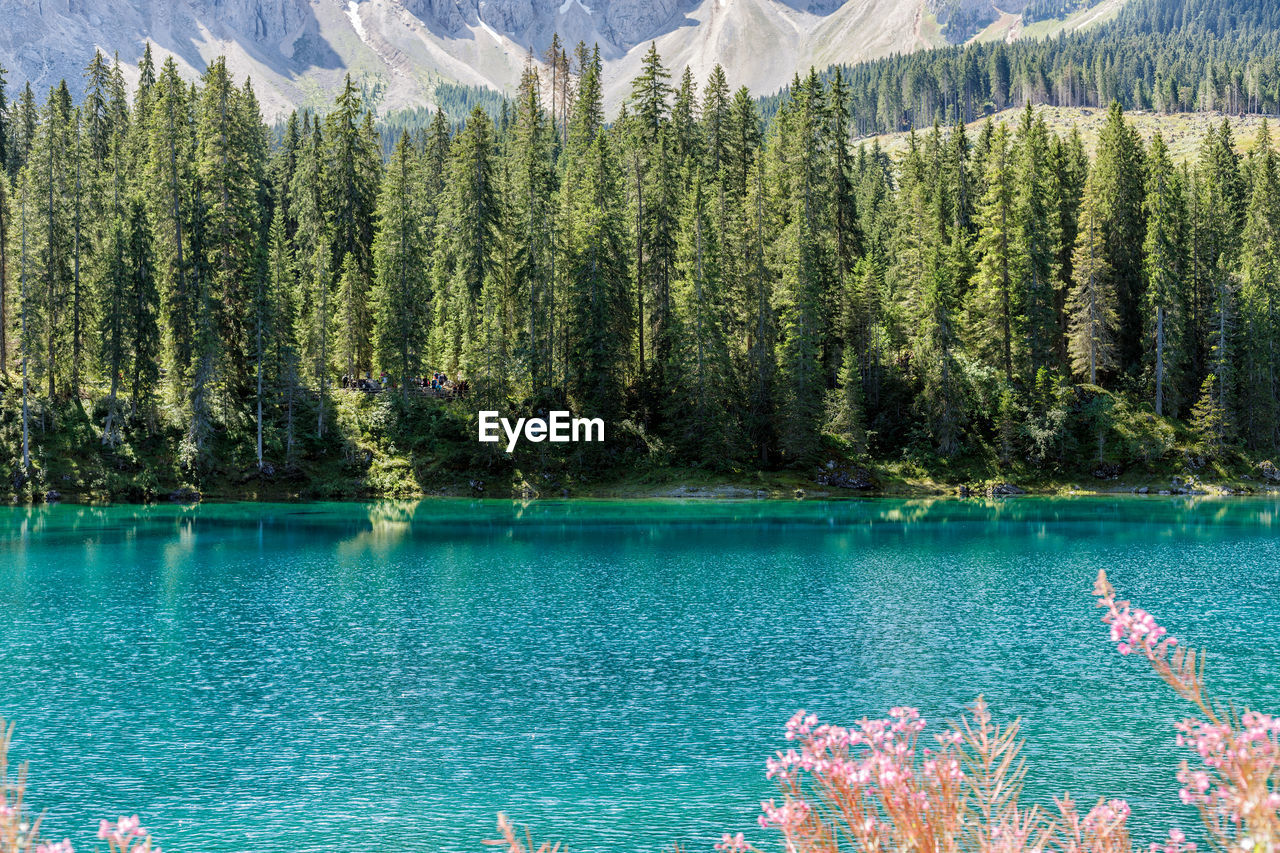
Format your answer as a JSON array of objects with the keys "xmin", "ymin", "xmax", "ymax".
[{"xmin": 0, "ymin": 0, "xmax": 1046, "ymax": 119}]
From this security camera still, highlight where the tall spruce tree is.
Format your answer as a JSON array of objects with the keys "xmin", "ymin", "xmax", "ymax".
[
  {"xmin": 1237, "ymin": 123, "xmax": 1280, "ymax": 449},
  {"xmin": 508, "ymin": 65, "xmax": 557, "ymax": 400},
  {"xmin": 1091, "ymin": 102, "xmax": 1147, "ymax": 374},
  {"xmin": 1192, "ymin": 121, "xmax": 1245, "ymax": 424},
  {"xmin": 968, "ymin": 123, "xmax": 1020, "ymax": 382},
  {"xmin": 438, "ymin": 106, "xmax": 498, "ymax": 374},
  {"xmin": 372, "ymin": 133, "xmax": 430, "ymax": 400},
  {"xmin": 1068, "ymin": 171, "xmax": 1118, "ymax": 386},
  {"xmin": 197, "ymin": 59, "xmax": 264, "ymax": 410},
  {"xmin": 1142, "ymin": 132, "xmax": 1189, "ymax": 417},
  {"xmin": 772, "ymin": 71, "xmax": 832, "ymax": 464},
  {"xmin": 1012, "ymin": 106, "xmax": 1060, "ymax": 383},
  {"xmin": 324, "ymin": 76, "xmax": 380, "ymax": 376},
  {"xmin": 562, "ymin": 48, "xmax": 631, "ymax": 418},
  {"xmin": 147, "ymin": 58, "xmax": 198, "ymax": 405}
]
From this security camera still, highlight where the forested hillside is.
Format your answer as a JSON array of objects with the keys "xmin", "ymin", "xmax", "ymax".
[
  {"xmin": 1, "ymin": 0, "xmax": 1279, "ymax": 500},
  {"xmin": 760, "ymin": 0, "xmax": 1280, "ymax": 132}
]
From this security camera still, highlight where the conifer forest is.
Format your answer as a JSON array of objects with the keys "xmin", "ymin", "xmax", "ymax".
[{"xmin": 3, "ymin": 0, "xmax": 1280, "ymax": 499}]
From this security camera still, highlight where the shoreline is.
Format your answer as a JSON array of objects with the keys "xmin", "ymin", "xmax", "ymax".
[{"xmin": 21, "ymin": 472, "xmax": 1280, "ymax": 506}]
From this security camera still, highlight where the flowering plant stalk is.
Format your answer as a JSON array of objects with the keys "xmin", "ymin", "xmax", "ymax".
[
  {"xmin": 711, "ymin": 569, "xmax": 1276, "ymax": 853},
  {"xmin": 0, "ymin": 722, "xmax": 161, "ymax": 853},
  {"xmin": 1, "ymin": 720, "xmax": 42, "ymax": 853},
  {"xmin": 1094, "ymin": 570, "xmax": 1280, "ymax": 851},
  {"xmin": 484, "ymin": 813, "xmax": 565, "ymax": 853}
]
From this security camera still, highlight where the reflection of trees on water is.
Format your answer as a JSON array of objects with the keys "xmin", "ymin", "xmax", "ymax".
[
  {"xmin": 335, "ymin": 500, "xmax": 422, "ymax": 556},
  {"xmin": 0, "ymin": 495, "xmax": 1275, "ymax": 555}
]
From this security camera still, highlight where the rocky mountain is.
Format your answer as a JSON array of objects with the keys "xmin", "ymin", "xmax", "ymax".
[{"xmin": 0, "ymin": 0, "xmax": 1040, "ymax": 119}]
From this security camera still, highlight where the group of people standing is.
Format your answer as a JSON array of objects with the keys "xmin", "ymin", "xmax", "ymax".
[
  {"xmin": 337, "ymin": 371, "xmax": 467, "ymax": 398},
  {"xmin": 424, "ymin": 373, "xmax": 469, "ymax": 398},
  {"xmin": 340, "ymin": 373, "xmax": 385, "ymax": 393}
]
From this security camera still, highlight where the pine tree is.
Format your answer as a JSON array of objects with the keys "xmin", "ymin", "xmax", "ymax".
[
  {"xmin": 623, "ymin": 46, "xmax": 673, "ymax": 389},
  {"xmin": 252, "ymin": 206, "xmax": 275, "ymax": 471},
  {"xmin": 508, "ymin": 64, "xmax": 557, "ymax": 401},
  {"xmin": 334, "ymin": 253, "xmax": 370, "ymax": 385},
  {"xmin": 1237, "ymin": 123, "xmax": 1280, "ymax": 449},
  {"xmin": 127, "ymin": 197, "xmax": 160, "ymax": 421},
  {"xmin": 290, "ymin": 112, "xmax": 334, "ymax": 436},
  {"xmin": 83, "ymin": 51, "xmax": 116, "ymax": 167},
  {"xmin": 1191, "ymin": 121, "xmax": 1245, "ymax": 419},
  {"xmin": 197, "ymin": 58, "xmax": 265, "ymax": 408},
  {"xmin": 99, "ymin": 213, "xmax": 129, "ymax": 445},
  {"xmin": 298, "ymin": 229, "xmax": 332, "ymax": 439},
  {"xmin": 1142, "ymin": 132, "xmax": 1189, "ymax": 417},
  {"xmin": 372, "ymin": 133, "xmax": 430, "ymax": 400},
  {"xmin": 1190, "ymin": 373, "xmax": 1227, "ymax": 456},
  {"xmin": 968, "ymin": 123, "xmax": 1020, "ymax": 381},
  {"xmin": 628, "ymin": 43, "xmax": 671, "ymax": 145},
  {"xmin": 1050, "ymin": 127, "xmax": 1087, "ymax": 367},
  {"xmin": 0, "ymin": 64, "xmax": 8, "ymax": 177},
  {"xmin": 15, "ymin": 40, "xmax": 1280, "ymax": 487},
  {"xmin": 702, "ymin": 65, "xmax": 732, "ymax": 179},
  {"xmin": 1091, "ymin": 102, "xmax": 1147, "ymax": 374},
  {"xmin": 1013, "ymin": 106, "xmax": 1061, "ymax": 382},
  {"xmin": 68, "ymin": 107, "xmax": 89, "ymax": 398},
  {"xmin": 672, "ymin": 67, "xmax": 700, "ymax": 165},
  {"xmin": 1068, "ymin": 171, "xmax": 1117, "ymax": 385},
  {"xmin": 438, "ymin": 106, "xmax": 498, "ymax": 375},
  {"xmin": 826, "ymin": 68, "xmax": 862, "ymax": 385},
  {"xmin": 146, "ymin": 57, "xmax": 198, "ymax": 404},
  {"xmin": 772, "ymin": 72, "xmax": 832, "ymax": 464},
  {"xmin": 95, "ymin": 193, "xmax": 159, "ymax": 435},
  {"xmin": 324, "ymin": 76, "xmax": 380, "ymax": 376},
  {"xmin": 265, "ymin": 206, "xmax": 301, "ymax": 463},
  {"xmin": 10, "ymin": 83, "xmax": 36, "ymax": 176},
  {"xmin": 720, "ymin": 84, "xmax": 763, "ymax": 400},
  {"xmin": 420, "ymin": 109, "xmax": 451, "ymax": 366},
  {"xmin": 272, "ymin": 111, "xmax": 301, "ymax": 237},
  {"xmin": 0, "ymin": 167, "xmax": 8, "ymax": 372},
  {"xmin": 562, "ymin": 48, "xmax": 631, "ymax": 418},
  {"xmin": 668, "ymin": 169, "xmax": 731, "ymax": 458},
  {"xmin": 542, "ymin": 34, "xmax": 572, "ymax": 147},
  {"xmin": 18, "ymin": 175, "xmax": 30, "ymax": 472},
  {"xmin": 744, "ymin": 150, "xmax": 776, "ymax": 466},
  {"xmin": 900, "ymin": 127, "xmax": 963, "ymax": 456},
  {"xmin": 25, "ymin": 83, "xmax": 76, "ymax": 400}
]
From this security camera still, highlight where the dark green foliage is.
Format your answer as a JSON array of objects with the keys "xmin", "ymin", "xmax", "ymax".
[
  {"xmin": 5, "ymin": 28, "xmax": 1280, "ymax": 498},
  {"xmin": 759, "ymin": 0, "xmax": 1280, "ymax": 133}
]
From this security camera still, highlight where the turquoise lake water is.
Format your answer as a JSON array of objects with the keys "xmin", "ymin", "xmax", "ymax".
[{"xmin": 1, "ymin": 497, "xmax": 1279, "ymax": 851}]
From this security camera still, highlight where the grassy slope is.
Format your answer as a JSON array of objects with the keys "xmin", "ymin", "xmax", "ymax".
[
  {"xmin": 970, "ymin": 0, "xmax": 1125, "ymax": 44},
  {"xmin": 858, "ymin": 106, "xmax": 1280, "ymax": 164}
]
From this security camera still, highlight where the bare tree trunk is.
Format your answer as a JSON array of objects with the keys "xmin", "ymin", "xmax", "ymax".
[
  {"xmin": 20, "ymin": 187, "xmax": 30, "ymax": 474},
  {"xmin": 47, "ymin": 132, "xmax": 56, "ymax": 401},
  {"xmin": 634, "ymin": 154, "xmax": 644, "ymax": 378},
  {"xmin": 256, "ymin": 290, "xmax": 264, "ymax": 471},
  {"xmin": 1155, "ymin": 304, "xmax": 1165, "ymax": 416},
  {"xmin": 72, "ymin": 138, "xmax": 82, "ymax": 397},
  {"xmin": 318, "ymin": 251, "xmax": 328, "ymax": 439},
  {"xmin": 0, "ymin": 178, "xmax": 8, "ymax": 374},
  {"xmin": 103, "ymin": 365, "xmax": 120, "ymax": 447}
]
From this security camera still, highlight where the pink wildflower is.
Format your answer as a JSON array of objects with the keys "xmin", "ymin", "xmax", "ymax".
[
  {"xmin": 96, "ymin": 815, "xmax": 151, "ymax": 851},
  {"xmin": 1097, "ymin": 570, "xmax": 1280, "ymax": 852},
  {"xmin": 36, "ymin": 841, "xmax": 75, "ymax": 853},
  {"xmin": 758, "ymin": 798, "xmax": 811, "ymax": 830},
  {"xmin": 1148, "ymin": 827, "xmax": 1198, "ymax": 853},
  {"xmin": 715, "ymin": 832, "xmax": 750, "ymax": 852}
]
